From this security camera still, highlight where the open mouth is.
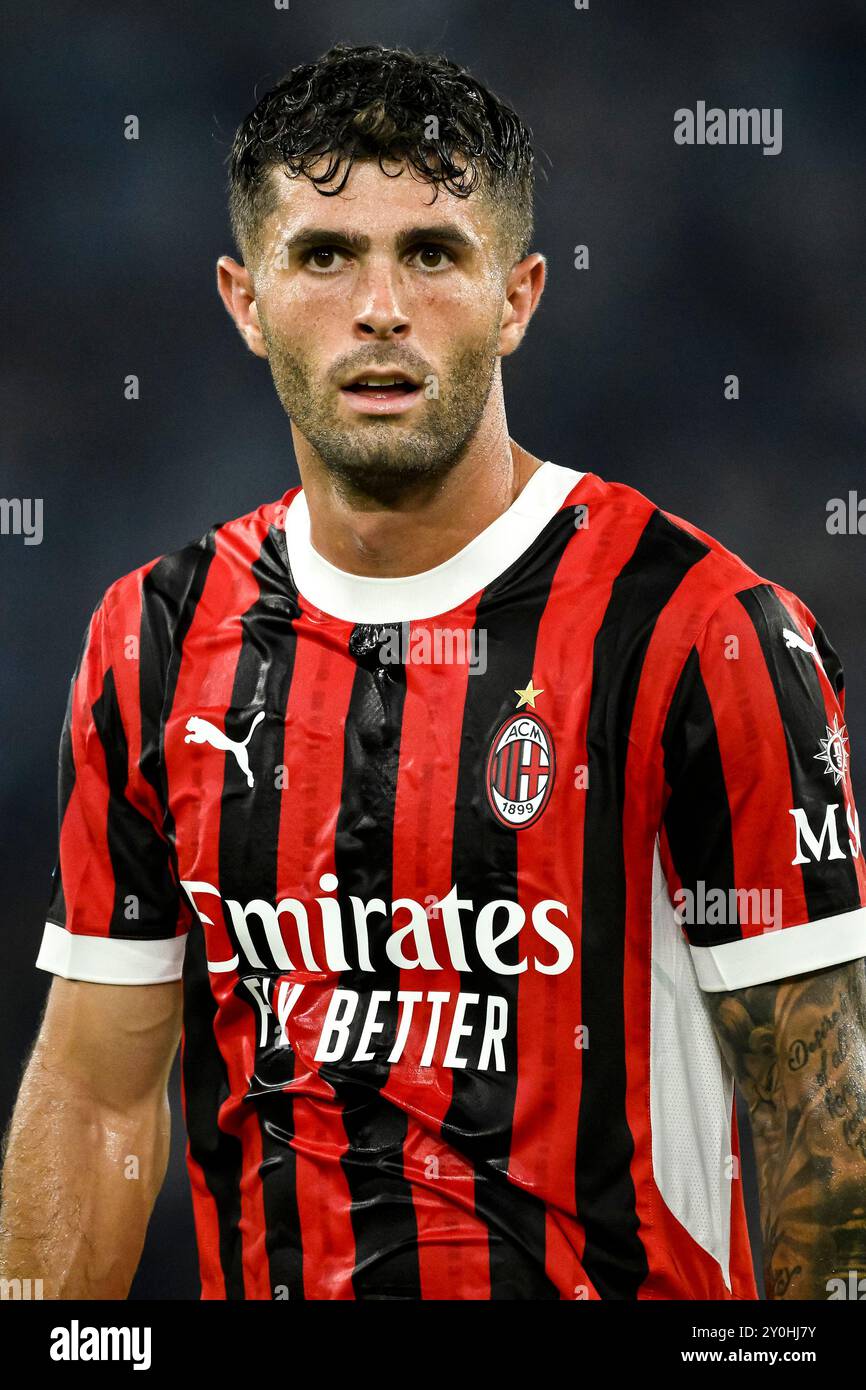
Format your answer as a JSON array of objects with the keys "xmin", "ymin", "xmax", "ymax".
[
  {"xmin": 339, "ymin": 373, "xmax": 425, "ymax": 414},
  {"xmin": 342, "ymin": 376, "xmax": 419, "ymax": 397}
]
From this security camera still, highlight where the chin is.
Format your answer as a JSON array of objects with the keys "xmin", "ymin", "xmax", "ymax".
[{"xmin": 322, "ymin": 441, "xmax": 460, "ymax": 497}]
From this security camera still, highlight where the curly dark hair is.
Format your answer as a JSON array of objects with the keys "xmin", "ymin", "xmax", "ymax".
[{"xmin": 228, "ymin": 43, "xmax": 535, "ymax": 269}]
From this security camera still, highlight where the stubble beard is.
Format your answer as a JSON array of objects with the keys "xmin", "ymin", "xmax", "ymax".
[{"xmin": 261, "ymin": 325, "xmax": 502, "ymax": 504}]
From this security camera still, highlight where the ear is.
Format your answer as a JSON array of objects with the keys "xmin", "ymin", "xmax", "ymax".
[
  {"xmin": 498, "ymin": 252, "xmax": 546, "ymax": 358},
  {"xmin": 216, "ymin": 256, "xmax": 268, "ymax": 359}
]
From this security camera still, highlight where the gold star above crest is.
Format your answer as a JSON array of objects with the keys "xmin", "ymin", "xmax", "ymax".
[{"xmin": 514, "ymin": 678, "xmax": 544, "ymax": 710}]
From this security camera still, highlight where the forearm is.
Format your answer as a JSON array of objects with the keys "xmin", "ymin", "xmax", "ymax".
[
  {"xmin": 754, "ymin": 1057, "xmax": 866, "ymax": 1300},
  {"xmin": 0, "ymin": 1043, "xmax": 170, "ymax": 1299},
  {"xmin": 708, "ymin": 959, "xmax": 866, "ymax": 1300}
]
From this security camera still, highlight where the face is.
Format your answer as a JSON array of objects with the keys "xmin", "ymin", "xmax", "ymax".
[{"xmin": 218, "ymin": 158, "xmax": 544, "ymax": 498}]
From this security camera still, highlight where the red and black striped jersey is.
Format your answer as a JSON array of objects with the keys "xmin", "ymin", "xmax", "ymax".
[{"xmin": 37, "ymin": 462, "xmax": 866, "ymax": 1300}]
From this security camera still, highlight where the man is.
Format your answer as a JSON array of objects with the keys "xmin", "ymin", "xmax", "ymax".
[{"xmin": 2, "ymin": 42, "xmax": 865, "ymax": 1301}]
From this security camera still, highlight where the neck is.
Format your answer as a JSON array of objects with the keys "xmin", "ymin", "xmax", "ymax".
[{"xmin": 292, "ymin": 407, "xmax": 545, "ymax": 579}]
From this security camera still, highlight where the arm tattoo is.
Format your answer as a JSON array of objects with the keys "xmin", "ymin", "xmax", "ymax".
[{"xmin": 705, "ymin": 957, "xmax": 866, "ymax": 1300}]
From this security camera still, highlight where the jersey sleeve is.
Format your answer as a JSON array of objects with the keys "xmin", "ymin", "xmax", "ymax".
[
  {"xmin": 659, "ymin": 582, "xmax": 866, "ymax": 990},
  {"xmin": 37, "ymin": 589, "xmax": 190, "ymax": 984}
]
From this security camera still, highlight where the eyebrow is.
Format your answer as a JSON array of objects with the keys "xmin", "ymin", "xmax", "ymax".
[{"xmin": 283, "ymin": 223, "xmax": 478, "ymax": 256}]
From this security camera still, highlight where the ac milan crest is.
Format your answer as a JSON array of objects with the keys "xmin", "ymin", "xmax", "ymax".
[{"xmin": 485, "ymin": 711, "xmax": 556, "ymax": 828}]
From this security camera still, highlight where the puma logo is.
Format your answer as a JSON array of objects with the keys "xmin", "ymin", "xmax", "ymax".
[
  {"xmin": 782, "ymin": 627, "xmax": 818, "ymax": 656},
  {"xmin": 184, "ymin": 710, "xmax": 266, "ymax": 788},
  {"xmin": 782, "ymin": 626, "xmax": 827, "ymax": 678}
]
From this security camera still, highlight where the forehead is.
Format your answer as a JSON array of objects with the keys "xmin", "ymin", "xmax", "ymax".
[{"xmin": 260, "ymin": 156, "xmax": 498, "ymax": 249}]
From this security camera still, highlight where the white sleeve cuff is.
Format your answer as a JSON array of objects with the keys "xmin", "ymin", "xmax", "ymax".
[
  {"xmin": 690, "ymin": 904, "xmax": 866, "ymax": 991},
  {"xmin": 36, "ymin": 920, "xmax": 187, "ymax": 985}
]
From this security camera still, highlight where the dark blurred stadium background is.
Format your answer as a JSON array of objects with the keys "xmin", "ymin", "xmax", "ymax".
[{"xmin": 1, "ymin": 0, "xmax": 864, "ymax": 1298}]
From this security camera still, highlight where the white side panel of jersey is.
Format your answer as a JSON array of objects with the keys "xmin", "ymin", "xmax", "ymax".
[{"xmin": 650, "ymin": 842, "xmax": 734, "ymax": 1290}]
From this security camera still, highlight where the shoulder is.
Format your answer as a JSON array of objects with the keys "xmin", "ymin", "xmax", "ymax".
[
  {"xmin": 576, "ymin": 470, "xmax": 798, "ymax": 633},
  {"xmin": 569, "ymin": 474, "xmax": 841, "ymax": 752},
  {"xmin": 96, "ymin": 488, "xmax": 298, "ymax": 642}
]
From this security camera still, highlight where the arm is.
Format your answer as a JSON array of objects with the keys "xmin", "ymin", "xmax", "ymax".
[
  {"xmin": 706, "ymin": 957, "xmax": 866, "ymax": 1300},
  {"xmin": 0, "ymin": 974, "xmax": 182, "ymax": 1299}
]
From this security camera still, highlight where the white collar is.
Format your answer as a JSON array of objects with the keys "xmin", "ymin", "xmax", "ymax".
[{"xmin": 283, "ymin": 460, "xmax": 584, "ymax": 623}]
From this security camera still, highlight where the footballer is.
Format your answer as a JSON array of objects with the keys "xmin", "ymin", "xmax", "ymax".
[{"xmin": 2, "ymin": 43, "xmax": 866, "ymax": 1301}]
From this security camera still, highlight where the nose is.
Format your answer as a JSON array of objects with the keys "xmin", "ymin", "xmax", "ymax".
[{"xmin": 352, "ymin": 262, "xmax": 411, "ymax": 340}]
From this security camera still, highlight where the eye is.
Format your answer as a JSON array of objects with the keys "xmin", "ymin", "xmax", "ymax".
[
  {"xmin": 302, "ymin": 246, "xmax": 348, "ymax": 273},
  {"xmin": 409, "ymin": 244, "xmax": 454, "ymax": 272}
]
